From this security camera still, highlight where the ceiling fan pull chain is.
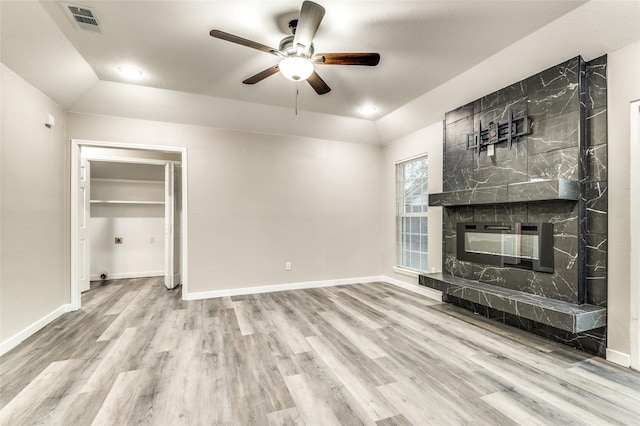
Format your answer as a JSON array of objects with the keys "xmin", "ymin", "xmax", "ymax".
[{"xmin": 295, "ymin": 87, "xmax": 299, "ymax": 116}]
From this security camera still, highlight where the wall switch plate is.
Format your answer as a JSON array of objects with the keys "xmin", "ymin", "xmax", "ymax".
[
  {"xmin": 285, "ymin": 262, "xmax": 291, "ymax": 271},
  {"xmin": 115, "ymin": 237, "xmax": 123, "ymax": 244}
]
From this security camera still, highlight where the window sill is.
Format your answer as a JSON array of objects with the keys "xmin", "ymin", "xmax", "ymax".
[{"xmin": 393, "ymin": 266, "xmax": 425, "ymax": 278}]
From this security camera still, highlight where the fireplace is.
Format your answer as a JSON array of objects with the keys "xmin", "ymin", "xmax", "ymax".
[{"xmin": 457, "ymin": 222, "xmax": 554, "ymax": 273}]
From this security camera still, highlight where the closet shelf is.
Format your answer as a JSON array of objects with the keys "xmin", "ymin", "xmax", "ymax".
[{"xmin": 90, "ymin": 200, "xmax": 165, "ymax": 205}]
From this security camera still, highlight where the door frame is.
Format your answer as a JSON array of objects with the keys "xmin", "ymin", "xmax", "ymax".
[
  {"xmin": 630, "ymin": 100, "xmax": 640, "ymax": 371},
  {"xmin": 70, "ymin": 139, "xmax": 188, "ymax": 310}
]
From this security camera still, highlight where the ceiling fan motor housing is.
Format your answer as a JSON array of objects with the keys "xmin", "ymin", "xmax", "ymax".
[{"xmin": 279, "ymin": 35, "xmax": 314, "ymax": 58}]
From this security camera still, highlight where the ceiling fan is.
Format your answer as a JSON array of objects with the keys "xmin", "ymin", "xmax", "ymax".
[{"xmin": 209, "ymin": 1, "xmax": 380, "ymax": 95}]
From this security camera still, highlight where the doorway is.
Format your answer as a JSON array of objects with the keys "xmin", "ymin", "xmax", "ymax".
[{"xmin": 71, "ymin": 140, "xmax": 188, "ymax": 310}]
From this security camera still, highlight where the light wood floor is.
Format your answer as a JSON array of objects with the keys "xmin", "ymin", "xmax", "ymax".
[{"xmin": 1, "ymin": 278, "xmax": 639, "ymax": 425}]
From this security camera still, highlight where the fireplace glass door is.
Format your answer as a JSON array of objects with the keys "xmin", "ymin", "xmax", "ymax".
[{"xmin": 457, "ymin": 223, "xmax": 553, "ymax": 273}]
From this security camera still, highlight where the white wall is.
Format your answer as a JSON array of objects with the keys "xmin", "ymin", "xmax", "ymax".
[
  {"xmin": 90, "ymin": 215, "xmax": 165, "ymax": 280},
  {"xmin": 607, "ymin": 39, "xmax": 640, "ymax": 363},
  {"xmin": 0, "ymin": 64, "xmax": 70, "ymax": 351},
  {"xmin": 382, "ymin": 122, "xmax": 443, "ymax": 287},
  {"xmin": 67, "ymin": 113, "xmax": 384, "ymax": 295}
]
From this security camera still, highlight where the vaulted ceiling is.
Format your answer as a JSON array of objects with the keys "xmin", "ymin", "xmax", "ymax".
[{"xmin": 2, "ymin": 1, "xmax": 639, "ymax": 144}]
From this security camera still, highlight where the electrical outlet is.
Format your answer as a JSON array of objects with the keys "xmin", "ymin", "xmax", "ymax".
[
  {"xmin": 115, "ymin": 237, "xmax": 123, "ymax": 244},
  {"xmin": 285, "ymin": 262, "xmax": 291, "ymax": 271}
]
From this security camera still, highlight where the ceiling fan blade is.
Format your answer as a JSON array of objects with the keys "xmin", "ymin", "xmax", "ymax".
[
  {"xmin": 293, "ymin": 1, "xmax": 325, "ymax": 54},
  {"xmin": 307, "ymin": 71, "xmax": 331, "ymax": 95},
  {"xmin": 242, "ymin": 65, "xmax": 280, "ymax": 85},
  {"xmin": 314, "ymin": 53, "xmax": 381, "ymax": 66},
  {"xmin": 210, "ymin": 30, "xmax": 280, "ymax": 56}
]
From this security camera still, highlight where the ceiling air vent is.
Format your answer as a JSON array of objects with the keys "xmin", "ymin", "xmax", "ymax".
[{"xmin": 63, "ymin": 3, "xmax": 103, "ymax": 33}]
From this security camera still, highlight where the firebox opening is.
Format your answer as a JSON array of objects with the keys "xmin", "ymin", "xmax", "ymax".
[{"xmin": 457, "ymin": 222, "xmax": 554, "ymax": 273}]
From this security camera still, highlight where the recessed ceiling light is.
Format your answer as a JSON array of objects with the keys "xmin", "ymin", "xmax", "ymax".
[
  {"xmin": 118, "ymin": 66, "xmax": 143, "ymax": 79},
  {"xmin": 359, "ymin": 104, "xmax": 377, "ymax": 115}
]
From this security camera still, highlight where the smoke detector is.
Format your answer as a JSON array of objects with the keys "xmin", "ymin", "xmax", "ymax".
[{"xmin": 62, "ymin": 3, "xmax": 103, "ymax": 33}]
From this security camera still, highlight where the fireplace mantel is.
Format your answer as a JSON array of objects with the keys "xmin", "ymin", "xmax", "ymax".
[{"xmin": 428, "ymin": 179, "xmax": 578, "ymax": 207}]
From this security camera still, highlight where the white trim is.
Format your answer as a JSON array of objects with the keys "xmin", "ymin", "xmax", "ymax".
[
  {"xmin": 91, "ymin": 178, "xmax": 163, "ymax": 184},
  {"xmin": 70, "ymin": 141, "xmax": 82, "ymax": 310},
  {"xmin": 183, "ymin": 276, "xmax": 385, "ymax": 300},
  {"xmin": 71, "ymin": 139, "xmax": 189, "ymax": 310},
  {"xmin": 630, "ymin": 100, "xmax": 640, "ymax": 371},
  {"xmin": 184, "ymin": 275, "xmax": 444, "ymax": 303},
  {"xmin": 606, "ymin": 348, "xmax": 632, "ymax": 368},
  {"xmin": 394, "ymin": 151, "xmax": 428, "ymax": 165},
  {"xmin": 90, "ymin": 271, "xmax": 164, "ymax": 281},
  {"xmin": 0, "ymin": 304, "xmax": 72, "ymax": 356},
  {"xmin": 393, "ymin": 266, "xmax": 422, "ymax": 277},
  {"xmin": 82, "ymin": 155, "xmax": 180, "ymax": 166},
  {"xmin": 383, "ymin": 275, "xmax": 442, "ymax": 302}
]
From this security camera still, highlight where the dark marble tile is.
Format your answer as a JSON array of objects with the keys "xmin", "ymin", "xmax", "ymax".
[
  {"xmin": 433, "ymin": 186, "xmax": 511, "ymax": 206},
  {"xmin": 586, "ymin": 233, "xmax": 607, "ymax": 273},
  {"xmin": 532, "ymin": 268, "xmax": 579, "ymax": 304},
  {"xmin": 418, "ymin": 275, "xmax": 449, "ymax": 295},
  {"xmin": 475, "ymin": 97, "xmax": 529, "ymax": 130},
  {"xmin": 527, "ymin": 147, "xmax": 579, "ymax": 181},
  {"xmin": 527, "ymin": 201, "xmax": 578, "ymax": 234},
  {"xmin": 477, "ymin": 266, "xmax": 578, "ymax": 304},
  {"xmin": 444, "ymin": 228, "xmax": 456, "ymax": 254},
  {"xmin": 505, "ymin": 299, "xmax": 573, "ymax": 332},
  {"xmin": 554, "ymin": 233, "xmax": 579, "ymax": 270},
  {"xmin": 476, "ymin": 134, "xmax": 528, "ymax": 168},
  {"xmin": 444, "ymin": 141, "xmax": 475, "ymax": 172},
  {"xmin": 507, "ymin": 179, "xmax": 578, "ymax": 202},
  {"xmin": 586, "ymin": 107, "xmax": 607, "ymax": 147},
  {"xmin": 503, "ymin": 312, "xmax": 535, "ymax": 331},
  {"xmin": 445, "ymin": 114, "xmax": 474, "ymax": 149},
  {"xmin": 584, "ymin": 182, "xmax": 608, "ymax": 235},
  {"xmin": 531, "ymin": 325, "xmax": 606, "ymax": 357},
  {"xmin": 473, "ymin": 156, "xmax": 528, "ymax": 188},
  {"xmin": 443, "ymin": 168, "xmax": 474, "ymax": 192},
  {"xmin": 445, "ymin": 102, "xmax": 475, "ymax": 125},
  {"xmin": 527, "ymin": 111, "xmax": 579, "ymax": 155},
  {"xmin": 472, "ymin": 203, "xmax": 528, "ymax": 223},
  {"xmin": 474, "ymin": 266, "xmax": 532, "ymax": 293},
  {"xmin": 526, "ymin": 57, "xmax": 581, "ymax": 119},
  {"xmin": 586, "ymin": 143, "xmax": 607, "ymax": 182},
  {"xmin": 586, "ymin": 272, "xmax": 607, "ymax": 307},
  {"xmin": 444, "ymin": 296, "xmax": 504, "ymax": 319},
  {"xmin": 443, "ymin": 206, "xmax": 474, "ymax": 229},
  {"xmin": 477, "ymin": 80, "xmax": 528, "ymax": 110},
  {"xmin": 444, "ymin": 254, "xmax": 475, "ymax": 280},
  {"xmin": 583, "ymin": 55, "xmax": 607, "ymax": 112}
]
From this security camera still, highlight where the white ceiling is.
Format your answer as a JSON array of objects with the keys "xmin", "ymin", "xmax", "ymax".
[{"xmin": 1, "ymin": 1, "xmax": 639, "ymax": 144}]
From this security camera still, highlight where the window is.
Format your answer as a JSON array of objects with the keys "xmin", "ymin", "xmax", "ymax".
[{"xmin": 396, "ymin": 155, "xmax": 428, "ymax": 272}]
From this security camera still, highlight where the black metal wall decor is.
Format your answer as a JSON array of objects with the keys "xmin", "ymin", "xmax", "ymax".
[{"xmin": 466, "ymin": 109, "xmax": 532, "ymax": 154}]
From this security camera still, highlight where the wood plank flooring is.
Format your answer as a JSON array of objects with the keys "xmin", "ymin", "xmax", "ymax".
[{"xmin": 1, "ymin": 277, "xmax": 639, "ymax": 425}]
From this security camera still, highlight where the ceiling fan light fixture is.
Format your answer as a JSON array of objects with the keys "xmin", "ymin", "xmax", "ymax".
[{"xmin": 279, "ymin": 56, "xmax": 314, "ymax": 81}]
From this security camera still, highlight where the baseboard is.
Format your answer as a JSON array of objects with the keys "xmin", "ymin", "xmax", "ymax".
[
  {"xmin": 606, "ymin": 348, "xmax": 631, "ymax": 368},
  {"xmin": 90, "ymin": 271, "xmax": 163, "ymax": 281},
  {"xmin": 183, "ymin": 276, "xmax": 386, "ymax": 300},
  {"xmin": 383, "ymin": 275, "xmax": 442, "ymax": 301},
  {"xmin": 0, "ymin": 304, "xmax": 73, "ymax": 356}
]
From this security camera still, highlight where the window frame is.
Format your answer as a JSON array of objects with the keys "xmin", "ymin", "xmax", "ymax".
[{"xmin": 395, "ymin": 154, "xmax": 429, "ymax": 273}]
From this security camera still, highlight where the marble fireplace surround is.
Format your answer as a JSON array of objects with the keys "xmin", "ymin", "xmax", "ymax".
[{"xmin": 419, "ymin": 56, "xmax": 608, "ymax": 355}]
